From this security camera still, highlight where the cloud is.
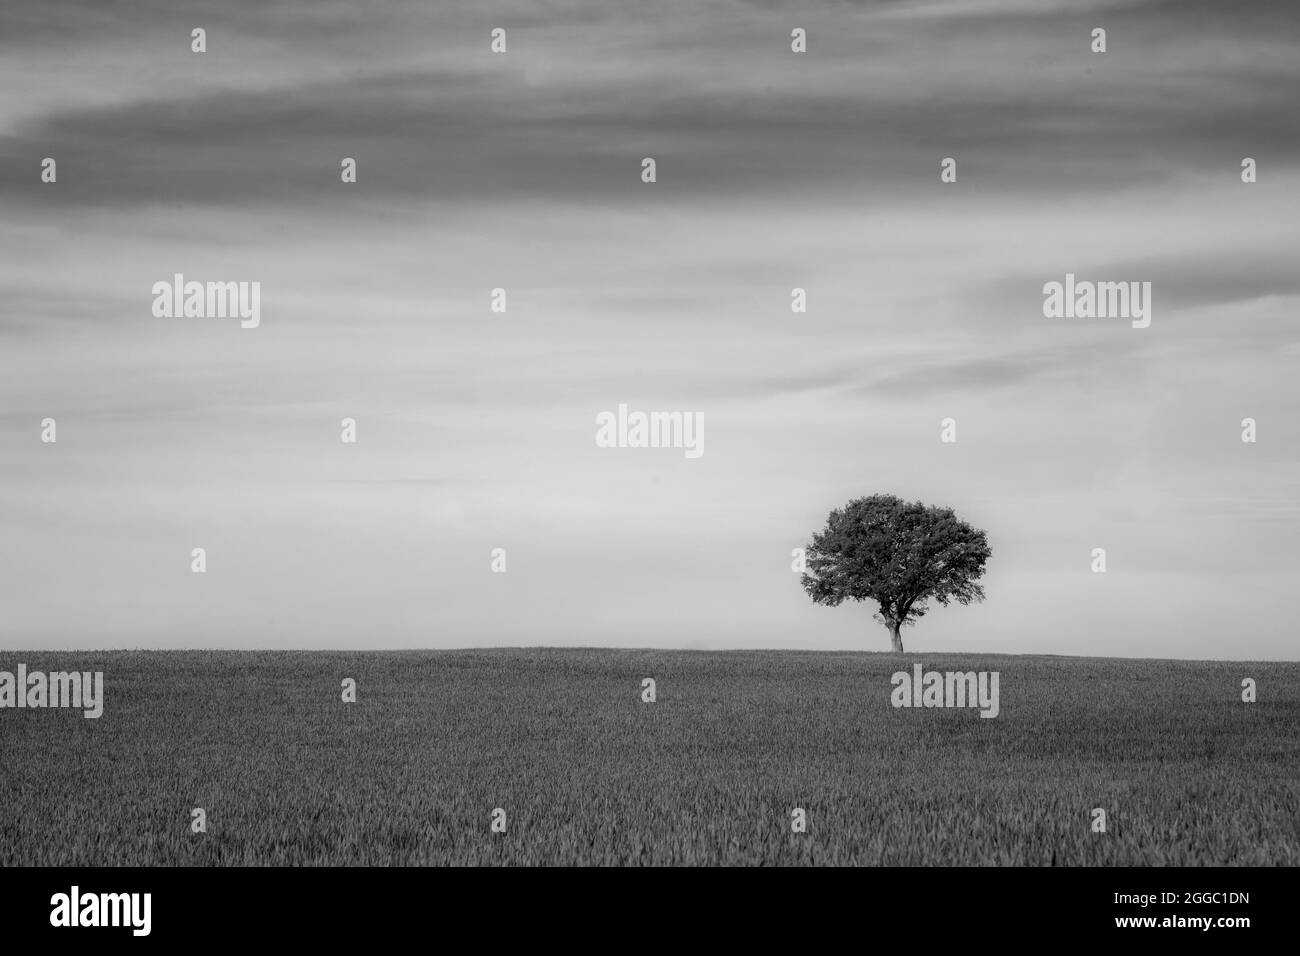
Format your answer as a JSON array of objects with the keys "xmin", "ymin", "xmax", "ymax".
[
  {"xmin": 1, "ymin": 0, "xmax": 1297, "ymax": 655},
  {"xmin": 3, "ymin": 0, "xmax": 1298, "ymax": 211}
]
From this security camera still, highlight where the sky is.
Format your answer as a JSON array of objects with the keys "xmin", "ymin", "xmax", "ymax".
[{"xmin": 1, "ymin": 0, "xmax": 1297, "ymax": 658}]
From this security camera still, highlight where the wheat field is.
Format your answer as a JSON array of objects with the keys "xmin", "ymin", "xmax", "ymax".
[{"xmin": 1, "ymin": 649, "xmax": 1296, "ymax": 865}]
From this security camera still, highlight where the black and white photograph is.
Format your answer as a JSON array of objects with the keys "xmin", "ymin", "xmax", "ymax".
[{"xmin": 0, "ymin": 0, "xmax": 1296, "ymax": 941}]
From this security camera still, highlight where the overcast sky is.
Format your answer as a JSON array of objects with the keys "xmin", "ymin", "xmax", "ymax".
[{"xmin": 1, "ymin": 0, "xmax": 1297, "ymax": 658}]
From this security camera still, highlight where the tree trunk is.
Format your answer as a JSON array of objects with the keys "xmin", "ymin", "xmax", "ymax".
[{"xmin": 888, "ymin": 621, "xmax": 903, "ymax": 653}]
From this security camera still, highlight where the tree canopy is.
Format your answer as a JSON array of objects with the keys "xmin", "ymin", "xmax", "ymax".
[{"xmin": 801, "ymin": 494, "xmax": 991, "ymax": 652}]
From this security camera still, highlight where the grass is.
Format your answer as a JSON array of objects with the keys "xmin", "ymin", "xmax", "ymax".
[{"xmin": 1, "ymin": 649, "xmax": 1297, "ymax": 865}]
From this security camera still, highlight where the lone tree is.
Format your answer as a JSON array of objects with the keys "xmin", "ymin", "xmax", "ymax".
[{"xmin": 801, "ymin": 494, "xmax": 991, "ymax": 652}]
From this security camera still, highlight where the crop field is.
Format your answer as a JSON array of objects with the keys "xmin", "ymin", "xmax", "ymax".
[{"xmin": 1, "ymin": 649, "xmax": 1297, "ymax": 866}]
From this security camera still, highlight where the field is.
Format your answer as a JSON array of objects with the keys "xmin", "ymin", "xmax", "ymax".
[{"xmin": 1, "ymin": 649, "xmax": 1297, "ymax": 866}]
